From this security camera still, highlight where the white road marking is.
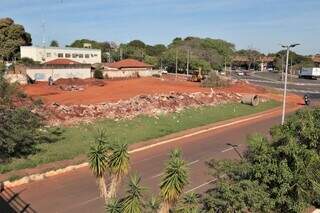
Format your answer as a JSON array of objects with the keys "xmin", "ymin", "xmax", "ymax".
[
  {"xmin": 185, "ymin": 178, "xmax": 218, "ymax": 193},
  {"xmin": 221, "ymin": 145, "xmax": 241, "ymax": 153}
]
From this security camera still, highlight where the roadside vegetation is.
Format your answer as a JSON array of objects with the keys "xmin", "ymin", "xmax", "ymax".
[
  {"xmin": 99, "ymin": 107, "xmax": 320, "ymax": 213},
  {"xmin": 0, "ymin": 100, "xmax": 279, "ymax": 174}
]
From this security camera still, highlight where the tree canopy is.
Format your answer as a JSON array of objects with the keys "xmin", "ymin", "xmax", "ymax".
[
  {"xmin": 203, "ymin": 108, "xmax": 320, "ymax": 213},
  {"xmin": 50, "ymin": 40, "xmax": 59, "ymax": 47},
  {"xmin": 0, "ymin": 17, "xmax": 32, "ymax": 61}
]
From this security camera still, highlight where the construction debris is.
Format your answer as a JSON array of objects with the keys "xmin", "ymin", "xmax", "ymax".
[{"xmin": 33, "ymin": 91, "xmax": 245, "ymax": 126}]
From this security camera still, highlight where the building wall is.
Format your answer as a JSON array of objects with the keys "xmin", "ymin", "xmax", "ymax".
[
  {"xmin": 26, "ymin": 67, "xmax": 92, "ymax": 81},
  {"xmin": 105, "ymin": 70, "xmax": 161, "ymax": 79},
  {"xmin": 21, "ymin": 46, "xmax": 101, "ymax": 64}
]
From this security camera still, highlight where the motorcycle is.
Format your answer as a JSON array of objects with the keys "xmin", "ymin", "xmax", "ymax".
[{"xmin": 304, "ymin": 94, "xmax": 311, "ymax": 106}]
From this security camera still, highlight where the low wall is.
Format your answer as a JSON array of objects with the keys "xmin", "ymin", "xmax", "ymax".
[
  {"xmin": 105, "ymin": 69, "xmax": 161, "ymax": 79},
  {"xmin": 27, "ymin": 68, "xmax": 92, "ymax": 81}
]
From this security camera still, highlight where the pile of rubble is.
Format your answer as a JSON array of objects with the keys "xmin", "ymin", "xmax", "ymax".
[{"xmin": 35, "ymin": 91, "xmax": 243, "ymax": 126}]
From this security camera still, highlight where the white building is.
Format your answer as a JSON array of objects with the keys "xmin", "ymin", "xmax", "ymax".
[{"xmin": 20, "ymin": 46, "xmax": 102, "ymax": 64}]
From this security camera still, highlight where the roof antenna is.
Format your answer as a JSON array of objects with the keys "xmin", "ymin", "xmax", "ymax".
[{"xmin": 41, "ymin": 19, "xmax": 47, "ymax": 62}]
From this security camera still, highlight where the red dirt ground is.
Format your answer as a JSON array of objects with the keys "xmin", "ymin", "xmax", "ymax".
[{"xmin": 22, "ymin": 76, "xmax": 303, "ymax": 105}]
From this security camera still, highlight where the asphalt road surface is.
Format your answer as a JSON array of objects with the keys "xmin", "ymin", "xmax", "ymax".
[
  {"xmin": 1, "ymin": 109, "xmax": 293, "ymax": 213},
  {"xmin": 233, "ymin": 72, "xmax": 320, "ymax": 99}
]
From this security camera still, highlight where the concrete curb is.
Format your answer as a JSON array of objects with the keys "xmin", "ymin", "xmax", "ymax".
[{"xmin": 2, "ymin": 105, "xmax": 298, "ymax": 188}]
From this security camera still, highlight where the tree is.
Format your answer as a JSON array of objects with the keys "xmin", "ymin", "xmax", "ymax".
[
  {"xmin": 128, "ymin": 40, "xmax": 146, "ymax": 49},
  {"xmin": 120, "ymin": 174, "xmax": 145, "ymax": 213},
  {"xmin": 146, "ymin": 196, "xmax": 160, "ymax": 213},
  {"xmin": 50, "ymin": 40, "xmax": 59, "ymax": 47},
  {"xmin": 105, "ymin": 199, "xmax": 122, "ymax": 213},
  {"xmin": 0, "ymin": 17, "xmax": 32, "ymax": 61},
  {"xmin": 106, "ymin": 143, "xmax": 130, "ymax": 199},
  {"xmin": 88, "ymin": 143, "xmax": 109, "ymax": 200},
  {"xmin": 175, "ymin": 192, "xmax": 200, "ymax": 213},
  {"xmin": 159, "ymin": 149, "xmax": 188, "ymax": 213},
  {"xmin": 203, "ymin": 126, "xmax": 320, "ymax": 213}
]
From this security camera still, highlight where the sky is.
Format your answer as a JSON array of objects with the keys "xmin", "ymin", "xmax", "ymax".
[{"xmin": 1, "ymin": 0, "xmax": 319, "ymax": 55}]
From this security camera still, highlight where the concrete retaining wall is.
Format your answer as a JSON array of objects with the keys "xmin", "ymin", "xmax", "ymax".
[
  {"xmin": 105, "ymin": 69, "xmax": 161, "ymax": 79},
  {"xmin": 27, "ymin": 68, "xmax": 92, "ymax": 81}
]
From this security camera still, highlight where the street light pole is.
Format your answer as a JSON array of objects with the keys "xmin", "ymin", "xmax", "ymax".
[{"xmin": 280, "ymin": 43, "xmax": 300, "ymax": 125}]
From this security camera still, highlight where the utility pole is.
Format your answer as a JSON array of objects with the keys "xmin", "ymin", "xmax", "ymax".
[
  {"xmin": 120, "ymin": 48, "xmax": 123, "ymax": 60},
  {"xmin": 280, "ymin": 43, "xmax": 300, "ymax": 125},
  {"xmin": 175, "ymin": 49, "xmax": 178, "ymax": 79},
  {"xmin": 186, "ymin": 49, "xmax": 190, "ymax": 77}
]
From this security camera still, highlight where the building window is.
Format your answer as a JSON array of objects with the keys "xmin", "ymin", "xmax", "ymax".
[
  {"xmin": 65, "ymin": 53, "xmax": 71, "ymax": 58},
  {"xmin": 47, "ymin": 53, "xmax": 51, "ymax": 57},
  {"xmin": 85, "ymin": 54, "xmax": 90, "ymax": 58},
  {"xmin": 58, "ymin": 53, "xmax": 63, "ymax": 58},
  {"xmin": 79, "ymin": 54, "xmax": 83, "ymax": 58},
  {"xmin": 72, "ymin": 54, "xmax": 78, "ymax": 58}
]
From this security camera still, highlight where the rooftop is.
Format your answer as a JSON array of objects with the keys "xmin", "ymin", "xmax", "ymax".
[
  {"xmin": 108, "ymin": 59, "xmax": 153, "ymax": 69},
  {"xmin": 44, "ymin": 59, "xmax": 81, "ymax": 65}
]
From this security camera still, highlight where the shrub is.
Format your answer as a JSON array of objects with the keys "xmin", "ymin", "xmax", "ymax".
[
  {"xmin": 94, "ymin": 69, "xmax": 104, "ymax": 79},
  {"xmin": 201, "ymin": 71, "xmax": 230, "ymax": 88},
  {"xmin": 0, "ymin": 106, "xmax": 61, "ymax": 162}
]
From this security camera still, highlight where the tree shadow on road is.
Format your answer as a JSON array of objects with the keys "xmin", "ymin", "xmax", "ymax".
[{"xmin": 0, "ymin": 183, "xmax": 36, "ymax": 213}]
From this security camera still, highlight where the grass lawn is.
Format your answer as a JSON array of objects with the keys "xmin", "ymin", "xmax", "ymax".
[{"xmin": 0, "ymin": 100, "xmax": 279, "ymax": 174}]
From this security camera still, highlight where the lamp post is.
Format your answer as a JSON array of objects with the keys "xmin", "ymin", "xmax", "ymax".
[{"xmin": 280, "ymin": 43, "xmax": 300, "ymax": 125}]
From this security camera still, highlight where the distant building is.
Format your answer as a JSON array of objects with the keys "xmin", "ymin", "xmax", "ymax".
[
  {"xmin": 26, "ymin": 59, "xmax": 92, "ymax": 82},
  {"xmin": 312, "ymin": 55, "xmax": 320, "ymax": 67},
  {"xmin": 102, "ymin": 59, "xmax": 160, "ymax": 78},
  {"xmin": 20, "ymin": 46, "xmax": 101, "ymax": 64}
]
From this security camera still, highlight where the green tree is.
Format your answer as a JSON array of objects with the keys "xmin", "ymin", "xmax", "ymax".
[
  {"xmin": 203, "ymin": 128, "xmax": 320, "ymax": 213},
  {"xmin": 159, "ymin": 149, "xmax": 188, "ymax": 213},
  {"xmin": 0, "ymin": 17, "xmax": 32, "ymax": 61},
  {"xmin": 120, "ymin": 174, "xmax": 145, "ymax": 213},
  {"xmin": 175, "ymin": 192, "xmax": 200, "ymax": 213},
  {"xmin": 88, "ymin": 143, "xmax": 109, "ymax": 200},
  {"xmin": 106, "ymin": 143, "xmax": 130, "ymax": 199},
  {"xmin": 146, "ymin": 196, "xmax": 160, "ymax": 213},
  {"xmin": 128, "ymin": 40, "xmax": 146, "ymax": 49},
  {"xmin": 50, "ymin": 40, "xmax": 59, "ymax": 47},
  {"xmin": 105, "ymin": 199, "xmax": 122, "ymax": 213}
]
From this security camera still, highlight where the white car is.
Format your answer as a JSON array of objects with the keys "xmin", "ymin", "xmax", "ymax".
[
  {"xmin": 237, "ymin": 71, "xmax": 244, "ymax": 76},
  {"xmin": 161, "ymin": 70, "xmax": 168, "ymax": 74}
]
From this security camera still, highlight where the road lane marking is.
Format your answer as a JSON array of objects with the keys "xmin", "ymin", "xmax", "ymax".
[
  {"xmin": 221, "ymin": 145, "xmax": 241, "ymax": 153},
  {"xmin": 151, "ymin": 160, "xmax": 200, "ymax": 179},
  {"xmin": 185, "ymin": 178, "xmax": 218, "ymax": 193}
]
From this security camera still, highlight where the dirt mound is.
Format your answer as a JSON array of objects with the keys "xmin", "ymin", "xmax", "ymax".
[{"xmin": 35, "ymin": 91, "xmax": 243, "ymax": 126}]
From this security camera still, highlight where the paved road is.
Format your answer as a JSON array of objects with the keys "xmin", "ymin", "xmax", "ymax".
[
  {"xmin": 1, "ymin": 109, "xmax": 291, "ymax": 213},
  {"xmin": 233, "ymin": 72, "xmax": 320, "ymax": 97}
]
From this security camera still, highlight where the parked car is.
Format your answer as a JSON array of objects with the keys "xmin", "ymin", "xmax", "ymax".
[{"xmin": 236, "ymin": 71, "xmax": 244, "ymax": 76}]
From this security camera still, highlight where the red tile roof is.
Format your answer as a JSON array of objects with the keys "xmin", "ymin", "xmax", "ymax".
[
  {"xmin": 44, "ymin": 59, "xmax": 81, "ymax": 65},
  {"xmin": 312, "ymin": 55, "xmax": 320, "ymax": 63},
  {"xmin": 108, "ymin": 59, "xmax": 153, "ymax": 69}
]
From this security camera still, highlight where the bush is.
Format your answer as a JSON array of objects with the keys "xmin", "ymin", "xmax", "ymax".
[
  {"xmin": 0, "ymin": 106, "xmax": 62, "ymax": 162},
  {"xmin": 201, "ymin": 71, "xmax": 230, "ymax": 88},
  {"xmin": 94, "ymin": 69, "xmax": 104, "ymax": 79}
]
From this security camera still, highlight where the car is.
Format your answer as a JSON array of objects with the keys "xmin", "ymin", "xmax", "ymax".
[
  {"xmin": 161, "ymin": 70, "xmax": 168, "ymax": 74},
  {"xmin": 236, "ymin": 71, "xmax": 244, "ymax": 76},
  {"xmin": 219, "ymin": 71, "xmax": 226, "ymax": 75}
]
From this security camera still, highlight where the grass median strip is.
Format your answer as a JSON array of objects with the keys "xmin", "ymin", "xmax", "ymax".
[{"xmin": 0, "ymin": 100, "xmax": 279, "ymax": 174}]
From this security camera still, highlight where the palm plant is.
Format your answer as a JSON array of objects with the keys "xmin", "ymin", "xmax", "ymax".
[
  {"xmin": 105, "ymin": 198, "xmax": 121, "ymax": 213},
  {"xmin": 121, "ymin": 174, "xmax": 145, "ymax": 213},
  {"xmin": 158, "ymin": 149, "xmax": 188, "ymax": 213},
  {"xmin": 146, "ymin": 196, "xmax": 160, "ymax": 213},
  {"xmin": 107, "ymin": 143, "xmax": 130, "ymax": 199},
  {"xmin": 175, "ymin": 192, "xmax": 200, "ymax": 213},
  {"xmin": 88, "ymin": 143, "xmax": 108, "ymax": 200}
]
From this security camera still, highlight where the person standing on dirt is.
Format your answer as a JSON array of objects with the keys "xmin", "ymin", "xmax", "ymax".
[{"xmin": 48, "ymin": 76, "xmax": 53, "ymax": 86}]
